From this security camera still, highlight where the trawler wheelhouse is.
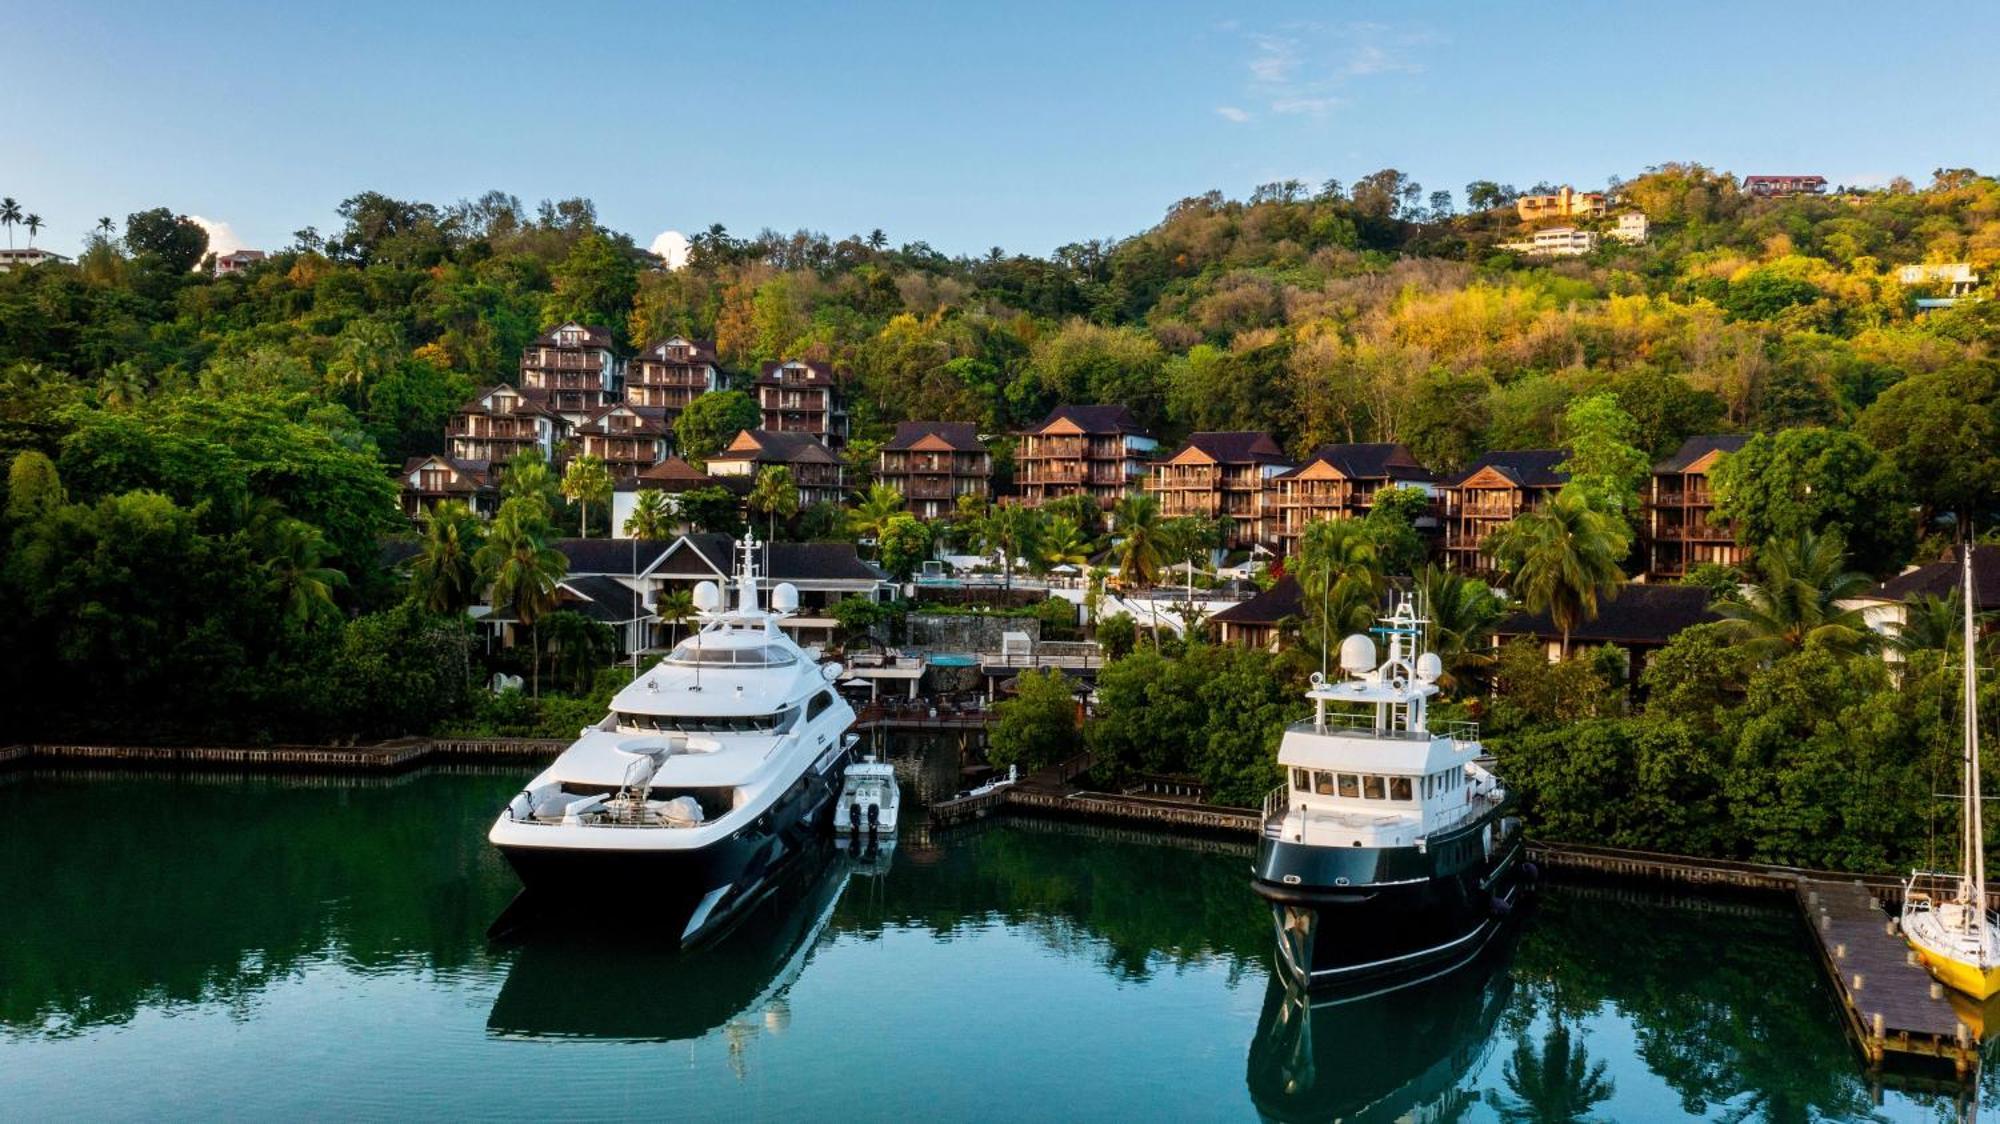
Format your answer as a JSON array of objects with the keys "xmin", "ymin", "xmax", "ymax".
[{"xmin": 1252, "ymin": 597, "xmax": 1526, "ymax": 989}]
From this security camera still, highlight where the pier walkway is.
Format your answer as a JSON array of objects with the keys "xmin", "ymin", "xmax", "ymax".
[{"xmin": 1797, "ymin": 878, "xmax": 1979, "ymax": 1075}]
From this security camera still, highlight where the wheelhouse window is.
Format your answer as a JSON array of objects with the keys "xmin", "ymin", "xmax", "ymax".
[
  {"xmin": 806, "ymin": 691, "xmax": 836, "ymax": 720},
  {"xmin": 1337, "ymin": 774, "xmax": 1359, "ymax": 798},
  {"xmin": 666, "ymin": 640, "xmax": 798, "ymax": 667},
  {"xmin": 1292, "ymin": 768, "xmax": 1311, "ymax": 791},
  {"xmin": 1314, "ymin": 771, "xmax": 1335, "ymax": 796},
  {"xmin": 1389, "ymin": 777, "xmax": 1414, "ymax": 802},
  {"xmin": 616, "ymin": 709, "xmax": 797, "ymax": 734},
  {"xmin": 1363, "ymin": 776, "xmax": 1386, "ymax": 801}
]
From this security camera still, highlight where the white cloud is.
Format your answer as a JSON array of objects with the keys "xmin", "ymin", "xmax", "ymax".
[
  {"xmin": 189, "ymin": 215, "xmax": 245, "ymax": 259},
  {"xmin": 649, "ymin": 229, "xmax": 691, "ymax": 270},
  {"xmin": 1345, "ymin": 44, "xmax": 1422, "ymax": 77},
  {"xmin": 1215, "ymin": 105, "xmax": 1252, "ymax": 124},
  {"xmin": 1232, "ymin": 21, "xmax": 1434, "ymax": 120}
]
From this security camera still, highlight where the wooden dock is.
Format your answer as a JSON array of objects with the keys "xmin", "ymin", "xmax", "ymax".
[
  {"xmin": 0, "ymin": 738, "xmax": 566, "ymax": 772},
  {"xmin": 1796, "ymin": 877, "xmax": 1979, "ymax": 1075},
  {"xmin": 928, "ymin": 786, "xmax": 1011, "ymax": 827}
]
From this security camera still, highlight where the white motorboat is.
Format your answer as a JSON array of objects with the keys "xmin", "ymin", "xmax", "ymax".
[{"xmin": 834, "ymin": 755, "xmax": 899, "ymax": 835}]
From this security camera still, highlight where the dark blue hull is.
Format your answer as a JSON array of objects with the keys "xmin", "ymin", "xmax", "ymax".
[
  {"xmin": 1251, "ymin": 803, "xmax": 1528, "ymax": 989},
  {"xmin": 493, "ymin": 747, "xmax": 850, "ymax": 947}
]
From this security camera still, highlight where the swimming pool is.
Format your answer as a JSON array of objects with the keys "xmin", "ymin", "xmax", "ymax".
[{"xmin": 927, "ymin": 653, "xmax": 978, "ymax": 667}]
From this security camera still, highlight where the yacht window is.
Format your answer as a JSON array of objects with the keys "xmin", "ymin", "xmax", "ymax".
[
  {"xmin": 806, "ymin": 690, "xmax": 835, "ymax": 720},
  {"xmin": 1337, "ymin": 774, "xmax": 1359, "ymax": 799},
  {"xmin": 1422, "ymin": 776, "xmax": 1432, "ymax": 799},
  {"xmin": 667, "ymin": 640, "xmax": 798, "ymax": 667},
  {"xmin": 1292, "ymin": 768, "xmax": 1311, "ymax": 791},
  {"xmin": 1390, "ymin": 777, "xmax": 1413, "ymax": 802},
  {"xmin": 1363, "ymin": 776, "xmax": 1386, "ymax": 800},
  {"xmin": 1314, "ymin": 771, "xmax": 1335, "ymax": 796},
  {"xmin": 616, "ymin": 710, "xmax": 794, "ymax": 734}
]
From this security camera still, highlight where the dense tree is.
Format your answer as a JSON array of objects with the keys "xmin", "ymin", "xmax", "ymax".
[
  {"xmin": 1713, "ymin": 529, "xmax": 1875, "ymax": 661},
  {"xmin": 409, "ymin": 501, "xmax": 483, "ymax": 614},
  {"xmin": 989, "ymin": 667, "xmax": 1079, "ymax": 771},
  {"xmin": 1856, "ymin": 360, "xmax": 2000, "ymax": 527},
  {"xmin": 1708, "ymin": 427, "xmax": 1914, "ymax": 576},
  {"xmin": 876, "ymin": 513, "xmax": 933, "ymax": 581},
  {"xmin": 673, "ymin": 390, "xmax": 760, "ymax": 466},
  {"xmin": 1556, "ymin": 393, "xmax": 1651, "ymax": 522}
]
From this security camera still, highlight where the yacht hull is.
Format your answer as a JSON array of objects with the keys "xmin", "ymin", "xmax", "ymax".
[
  {"xmin": 493, "ymin": 747, "xmax": 849, "ymax": 947},
  {"xmin": 1252, "ymin": 807, "xmax": 1526, "ymax": 989}
]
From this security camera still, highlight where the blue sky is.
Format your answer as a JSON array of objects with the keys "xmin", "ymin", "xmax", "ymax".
[{"xmin": 7, "ymin": 1, "xmax": 1999, "ymax": 260}]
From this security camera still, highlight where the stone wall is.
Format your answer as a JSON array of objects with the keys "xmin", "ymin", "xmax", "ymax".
[{"xmin": 904, "ymin": 613, "xmax": 1039, "ymax": 653}]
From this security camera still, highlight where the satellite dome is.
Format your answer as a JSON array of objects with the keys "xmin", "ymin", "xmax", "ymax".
[
  {"xmin": 1338, "ymin": 634, "xmax": 1377, "ymax": 674},
  {"xmin": 771, "ymin": 582, "xmax": 800, "ymax": 614},
  {"xmin": 1416, "ymin": 652, "xmax": 1444, "ymax": 682},
  {"xmin": 692, "ymin": 581, "xmax": 721, "ymax": 612}
]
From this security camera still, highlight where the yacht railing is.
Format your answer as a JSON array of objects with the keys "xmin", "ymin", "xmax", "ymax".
[{"xmin": 1261, "ymin": 784, "xmax": 1289, "ymax": 834}]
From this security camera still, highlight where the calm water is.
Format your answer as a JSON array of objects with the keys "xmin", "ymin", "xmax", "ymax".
[{"xmin": 1, "ymin": 767, "xmax": 1993, "ymax": 1121}]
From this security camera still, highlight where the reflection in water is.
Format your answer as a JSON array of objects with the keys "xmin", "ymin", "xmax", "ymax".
[
  {"xmin": 486, "ymin": 841, "xmax": 853, "ymax": 1045},
  {"xmin": 0, "ymin": 769, "xmax": 1986, "ymax": 1120},
  {"xmin": 1246, "ymin": 929, "xmax": 1515, "ymax": 1123}
]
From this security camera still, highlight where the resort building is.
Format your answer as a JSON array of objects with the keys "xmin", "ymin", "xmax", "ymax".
[
  {"xmin": 1495, "ymin": 583, "xmax": 1719, "ymax": 683},
  {"xmin": 625, "ymin": 336, "xmax": 720, "ymax": 416},
  {"xmin": 1500, "ymin": 227, "xmax": 1599, "ymax": 257},
  {"xmin": 397, "ymin": 454, "xmax": 496, "ymax": 519},
  {"xmin": 706, "ymin": 429, "xmax": 846, "ymax": 509},
  {"xmin": 447, "ymin": 385, "xmax": 564, "ymax": 465},
  {"xmin": 213, "ymin": 249, "xmax": 267, "ymax": 276},
  {"xmin": 1149, "ymin": 431, "xmax": 1291, "ymax": 550},
  {"xmin": 609, "ymin": 456, "xmax": 750, "ymax": 540},
  {"xmin": 1898, "ymin": 263, "xmax": 1982, "ymax": 311},
  {"xmin": 1609, "ymin": 212, "xmax": 1650, "ymax": 244},
  {"xmin": 1441, "ymin": 450, "xmax": 1568, "ymax": 573},
  {"xmin": 1266, "ymin": 443, "xmax": 1435, "ymax": 557},
  {"xmin": 519, "ymin": 322, "xmax": 620, "ymax": 424},
  {"xmin": 1514, "ymin": 186, "xmax": 1607, "ymax": 221},
  {"xmin": 876, "ymin": 421, "xmax": 992, "ymax": 520},
  {"xmin": 0, "ymin": 248, "xmax": 69, "ymax": 271},
  {"xmin": 1644, "ymin": 434, "xmax": 1748, "ymax": 581},
  {"xmin": 1211, "ymin": 577, "xmax": 1302, "ymax": 651},
  {"xmin": 572, "ymin": 403, "xmax": 673, "ymax": 480},
  {"xmin": 1743, "ymin": 174, "xmax": 1828, "ymax": 198},
  {"xmin": 641, "ymin": 534, "xmax": 893, "ymax": 647},
  {"xmin": 1849, "ymin": 544, "xmax": 2000, "ymax": 651},
  {"xmin": 756, "ymin": 359, "xmax": 847, "ymax": 446},
  {"xmin": 1015, "ymin": 404, "xmax": 1159, "ymax": 510}
]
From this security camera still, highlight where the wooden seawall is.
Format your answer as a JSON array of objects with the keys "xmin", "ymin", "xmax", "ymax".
[{"xmin": 0, "ymin": 738, "xmax": 568, "ymax": 772}]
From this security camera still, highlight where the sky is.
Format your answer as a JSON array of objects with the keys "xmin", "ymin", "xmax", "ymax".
[{"xmin": 7, "ymin": 0, "xmax": 2000, "ymax": 261}]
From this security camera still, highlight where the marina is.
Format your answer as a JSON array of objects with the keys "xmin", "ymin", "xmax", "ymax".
[{"xmin": 0, "ymin": 766, "xmax": 1983, "ymax": 1121}]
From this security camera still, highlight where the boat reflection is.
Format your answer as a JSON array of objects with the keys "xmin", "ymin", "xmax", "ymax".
[
  {"xmin": 486, "ymin": 842, "xmax": 858, "ymax": 1043},
  {"xmin": 1245, "ymin": 925, "xmax": 1517, "ymax": 1123}
]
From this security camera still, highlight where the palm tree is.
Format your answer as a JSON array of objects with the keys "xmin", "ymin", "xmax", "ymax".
[
  {"xmin": 476, "ymin": 505, "xmax": 568, "ymax": 697},
  {"xmin": 750, "ymin": 465, "xmax": 801, "ymax": 541},
  {"xmin": 1040, "ymin": 515, "xmax": 1093, "ymax": 571},
  {"xmin": 1111, "ymin": 494, "xmax": 1165, "ymax": 648},
  {"xmin": 1890, "ymin": 592, "xmax": 1969, "ymax": 656},
  {"xmin": 1294, "ymin": 518, "xmax": 1384, "ymax": 658},
  {"xmin": 1414, "ymin": 564, "xmax": 1507, "ymax": 693},
  {"xmin": 99, "ymin": 360, "xmax": 148, "ymax": 409},
  {"xmin": 1714, "ymin": 528, "xmax": 1876, "ymax": 661},
  {"xmin": 410, "ymin": 500, "xmax": 484, "ymax": 614},
  {"xmin": 559, "ymin": 454, "xmax": 614, "ymax": 538},
  {"xmin": 541, "ymin": 610, "xmax": 616, "ymax": 693},
  {"xmin": 262, "ymin": 518, "xmax": 348, "ymax": 629},
  {"xmin": 0, "ymin": 198, "xmax": 20, "ymax": 249},
  {"xmin": 1485, "ymin": 489, "xmax": 1629, "ymax": 658},
  {"xmin": 656, "ymin": 588, "xmax": 697, "ymax": 649},
  {"xmin": 1486, "ymin": 1022, "xmax": 1614, "ymax": 1124},
  {"xmin": 501, "ymin": 450, "xmax": 557, "ymax": 519},
  {"xmin": 97, "ymin": 217, "xmax": 115, "ymax": 240},
  {"xmin": 624, "ymin": 488, "xmax": 673, "ymax": 539},
  {"xmin": 977, "ymin": 503, "xmax": 1043, "ymax": 593},
  {"xmin": 848, "ymin": 482, "xmax": 905, "ymax": 548},
  {"xmin": 24, "ymin": 214, "xmax": 41, "ymax": 249}
]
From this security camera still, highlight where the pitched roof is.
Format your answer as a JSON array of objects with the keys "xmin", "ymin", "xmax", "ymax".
[
  {"xmin": 457, "ymin": 385, "xmax": 559, "ymax": 419},
  {"xmin": 531, "ymin": 322, "xmax": 617, "ymax": 349},
  {"xmin": 1029, "ymin": 404, "xmax": 1151, "ymax": 437},
  {"xmin": 1872, "ymin": 545, "xmax": 2000, "ymax": 609},
  {"xmin": 636, "ymin": 337, "xmax": 717, "ymax": 363},
  {"xmin": 399, "ymin": 455, "xmax": 495, "ymax": 492},
  {"xmin": 884, "ymin": 421, "xmax": 984, "ymax": 452},
  {"xmin": 756, "ymin": 359, "xmax": 838, "ymax": 384},
  {"xmin": 1278, "ymin": 442, "xmax": 1433, "ymax": 482},
  {"xmin": 1211, "ymin": 576, "xmax": 1304, "ymax": 626},
  {"xmin": 1654, "ymin": 434, "xmax": 1748, "ymax": 473},
  {"xmin": 557, "ymin": 575, "xmax": 649, "ymax": 624},
  {"xmin": 574, "ymin": 403, "xmax": 672, "ymax": 435},
  {"xmin": 1496, "ymin": 583, "xmax": 1718, "ymax": 646},
  {"xmin": 1173, "ymin": 431, "xmax": 1289, "ymax": 465},
  {"xmin": 711, "ymin": 430, "xmax": 841, "ymax": 465},
  {"xmin": 554, "ymin": 538, "xmax": 674, "ymax": 577},
  {"xmin": 1449, "ymin": 449, "xmax": 1569, "ymax": 489},
  {"xmin": 649, "ymin": 535, "xmax": 886, "ymax": 584}
]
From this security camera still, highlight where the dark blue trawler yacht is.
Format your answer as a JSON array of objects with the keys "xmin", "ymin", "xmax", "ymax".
[{"xmin": 1251, "ymin": 597, "xmax": 1528, "ymax": 989}]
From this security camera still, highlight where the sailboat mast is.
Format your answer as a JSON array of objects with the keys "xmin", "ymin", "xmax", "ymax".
[{"xmin": 1964, "ymin": 544, "xmax": 1986, "ymax": 913}]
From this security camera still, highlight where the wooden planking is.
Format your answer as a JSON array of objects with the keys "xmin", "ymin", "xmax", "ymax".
[
  {"xmin": 1797, "ymin": 877, "xmax": 1979, "ymax": 1075},
  {"xmin": 3, "ymin": 738, "xmax": 563, "ymax": 772},
  {"xmin": 1530, "ymin": 840, "xmax": 2000, "ymax": 912}
]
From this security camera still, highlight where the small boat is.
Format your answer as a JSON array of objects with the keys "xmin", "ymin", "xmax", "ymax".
[
  {"xmin": 1902, "ymin": 545, "xmax": 2000, "ymax": 999},
  {"xmin": 964, "ymin": 765, "xmax": 1018, "ymax": 799},
  {"xmin": 834, "ymin": 755, "xmax": 900, "ymax": 836}
]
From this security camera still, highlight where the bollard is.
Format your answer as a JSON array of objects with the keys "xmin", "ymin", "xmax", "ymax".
[
  {"xmin": 1885, "ymin": 919, "xmax": 1896, "ymax": 937},
  {"xmin": 1873, "ymin": 1012, "xmax": 1885, "ymax": 1038},
  {"xmin": 1852, "ymin": 973, "xmax": 1864, "ymax": 991},
  {"xmin": 1932, "ymin": 982, "xmax": 1944, "ymax": 1000},
  {"xmin": 1820, "ymin": 914, "xmax": 1831, "ymax": 932},
  {"xmin": 1835, "ymin": 942, "xmax": 1846, "ymax": 959}
]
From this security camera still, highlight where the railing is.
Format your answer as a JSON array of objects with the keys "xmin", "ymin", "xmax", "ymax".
[{"xmin": 1261, "ymin": 784, "xmax": 1288, "ymax": 831}]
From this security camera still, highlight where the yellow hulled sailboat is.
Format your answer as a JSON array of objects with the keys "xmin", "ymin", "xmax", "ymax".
[{"xmin": 1902, "ymin": 545, "xmax": 2000, "ymax": 999}]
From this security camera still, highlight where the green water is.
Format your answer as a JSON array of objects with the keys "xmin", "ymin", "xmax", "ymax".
[{"xmin": 0, "ymin": 767, "xmax": 1991, "ymax": 1121}]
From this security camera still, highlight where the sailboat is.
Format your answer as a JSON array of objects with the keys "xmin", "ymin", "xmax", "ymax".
[{"xmin": 1902, "ymin": 545, "xmax": 2000, "ymax": 999}]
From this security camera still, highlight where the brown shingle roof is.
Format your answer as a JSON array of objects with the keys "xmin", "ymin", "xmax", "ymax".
[
  {"xmin": 1176, "ymin": 431, "xmax": 1289, "ymax": 465},
  {"xmin": 1873, "ymin": 546, "xmax": 2000, "ymax": 609},
  {"xmin": 1276, "ymin": 442, "xmax": 1433, "ymax": 482},
  {"xmin": 1654, "ymin": 434, "xmax": 1748, "ymax": 473},
  {"xmin": 1496, "ymin": 583, "xmax": 1718, "ymax": 646},
  {"xmin": 574, "ymin": 403, "xmax": 672, "ymax": 435},
  {"xmin": 1029, "ymin": 404, "xmax": 1151, "ymax": 436},
  {"xmin": 711, "ymin": 430, "xmax": 841, "ymax": 465},
  {"xmin": 531, "ymin": 322, "xmax": 617, "ymax": 349},
  {"xmin": 756, "ymin": 359, "xmax": 839, "ymax": 384},
  {"xmin": 1449, "ymin": 449, "xmax": 1568, "ymax": 489},
  {"xmin": 884, "ymin": 421, "xmax": 984, "ymax": 452},
  {"xmin": 1211, "ymin": 577, "xmax": 1304, "ymax": 626}
]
